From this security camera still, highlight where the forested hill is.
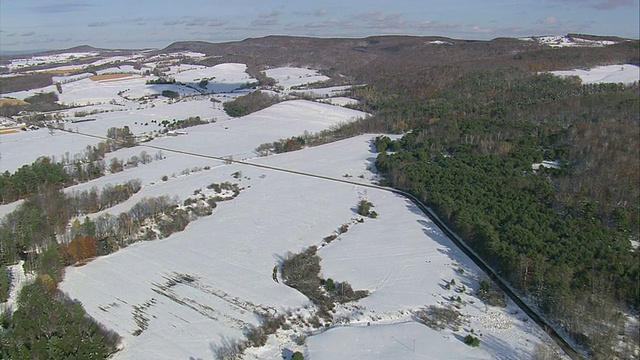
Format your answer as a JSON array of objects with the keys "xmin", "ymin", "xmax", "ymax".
[{"xmin": 160, "ymin": 35, "xmax": 638, "ymax": 93}]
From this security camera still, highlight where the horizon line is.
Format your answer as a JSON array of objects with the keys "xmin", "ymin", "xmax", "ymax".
[{"xmin": 1, "ymin": 32, "xmax": 638, "ymax": 56}]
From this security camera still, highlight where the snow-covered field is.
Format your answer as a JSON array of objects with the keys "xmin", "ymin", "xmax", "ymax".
[
  {"xmin": 57, "ymin": 135, "xmax": 557, "ymax": 359},
  {"xmin": 96, "ymin": 65, "xmax": 141, "ymax": 75},
  {"xmin": 321, "ymin": 96, "xmax": 359, "ymax": 107},
  {"xmin": 1, "ymin": 61, "xmax": 563, "ymax": 359},
  {"xmin": 6, "ymin": 52, "xmax": 100, "ymax": 71},
  {"xmin": 4, "ymin": 64, "xmax": 256, "ymax": 105},
  {"xmin": 265, "ymin": 67, "xmax": 330, "ymax": 89},
  {"xmin": 290, "ymin": 85, "xmax": 353, "ymax": 98},
  {"xmin": 0, "ymin": 99, "xmax": 365, "ymax": 175},
  {"xmin": 170, "ymin": 63, "xmax": 256, "ymax": 93},
  {"xmin": 528, "ymin": 35, "xmax": 620, "ymax": 47},
  {"xmin": 549, "ymin": 64, "xmax": 640, "ymax": 85},
  {"xmin": 0, "ymin": 128, "xmax": 101, "ymax": 172}
]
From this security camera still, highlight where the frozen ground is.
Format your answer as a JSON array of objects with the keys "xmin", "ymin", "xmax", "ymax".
[
  {"xmin": 320, "ymin": 96, "xmax": 359, "ymax": 107},
  {"xmin": 549, "ymin": 64, "xmax": 640, "ymax": 84},
  {"xmin": 96, "ymin": 65, "xmax": 141, "ymax": 75},
  {"xmin": 530, "ymin": 35, "xmax": 619, "ymax": 47},
  {"xmin": 0, "ymin": 128, "xmax": 101, "ymax": 173},
  {"xmin": 308, "ymin": 322, "xmax": 488, "ymax": 360},
  {"xmin": 1, "ymin": 63, "xmax": 562, "ymax": 359},
  {"xmin": 3, "ymin": 62, "xmax": 256, "ymax": 105},
  {"xmin": 64, "ymin": 98, "xmax": 224, "ymax": 136},
  {"xmin": 7, "ymin": 52, "xmax": 100, "ymax": 71},
  {"xmin": 170, "ymin": 63, "xmax": 256, "ymax": 93},
  {"xmin": 263, "ymin": 67, "xmax": 360, "ymax": 101},
  {"xmin": 0, "ymin": 98, "xmax": 366, "ymax": 218},
  {"xmin": 143, "ymin": 100, "xmax": 366, "ymax": 161},
  {"xmin": 532, "ymin": 160, "xmax": 561, "ymax": 171},
  {"xmin": 265, "ymin": 67, "xmax": 330, "ymax": 89},
  {"xmin": 0, "ymin": 261, "xmax": 35, "ymax": 315},
  {"xmin": 58, "ymin": 134, "xmax": 558, "ymax": 360},
  {"xmin": 0, "ymin": 61, "xmax": 367, "ymax": 189},
  {"xmin": 290, "ymin": 85, "xmax": 353, "ymax": 99}
]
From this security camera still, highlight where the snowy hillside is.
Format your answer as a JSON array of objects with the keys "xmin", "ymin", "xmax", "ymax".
[
  {"xmin": 527, "ymin": 35, "xmax": 623, "ymax": 47},
  {"xmin": 265, "ymin": 67, "xmax": 330, "ymax": 89},
  {"xmin": 0, "ymin": 53, "xmax": 572, "ymax": 359},
  {"xmin": 549, "ymin": 64, "xmax": 640, "ymax": 84},
  {"xmin": 59, "ymin": 135, "xmax": 557, "ymax": 360}
]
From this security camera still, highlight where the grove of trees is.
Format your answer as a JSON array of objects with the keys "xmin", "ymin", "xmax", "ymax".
[
  {"xmin": 0, "ymin": 278, "xmax": 121, "ymax": 359},
  {"xmin": 223, "ymin": 91, "xmax": 279, "ymax": 117}
]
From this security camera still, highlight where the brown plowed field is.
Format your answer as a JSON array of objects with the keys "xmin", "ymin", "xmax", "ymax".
[{"xmin": 90, "ymin": 73, "xmax": 134, "ymax": 82}]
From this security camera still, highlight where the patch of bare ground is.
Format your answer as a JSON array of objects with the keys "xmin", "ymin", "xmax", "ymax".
[
  {"xmin": 0, "ymin": 98, "xmax": 28, "ymax": 107},
  {"xmin": 35, "ymin": 67, "xmax": 84, "ymax": 74},
  {"xmin": 0, "ymin": 128, "xmax": 22, "ymax": 135},
  {"xmin": 90, "ymin": 73, "xmax": 135, "ymax": 82}
]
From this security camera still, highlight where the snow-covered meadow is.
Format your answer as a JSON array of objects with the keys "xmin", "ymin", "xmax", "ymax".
[
  {"xmin": 0, "ymin": 57, "xmax": 593, "ymax": 359},
  {"xmin": 265, "ymin": 67, "xmax": 330, "ymax": 89},
  {"xmin": 525, "ymin": 35, "xmax": 621, "ymax": 47},
  {"xmin": 0, "ymin": 99, "xmax": 365, "ymax": 174},
  {"xmin": 6, "ymin": 52, "xmax": 100, "ymax": 71},
  {"xmin": 549, "ymin": 64, "xmax": 640, "ymax": 85},
  {"xmin": 0, "ymin": 128, "xmax": 103, "ymax": 173},
  {"xmin": 3, "ymin": 63, "xmax": 257, "ymax": 106},
  {"xmin": 170, "ymin": 63, "xmax": 256, "ymax": 93},
  {"xmin": 59, "ymin": 135, "xmax": 556, "ymax": 360}
]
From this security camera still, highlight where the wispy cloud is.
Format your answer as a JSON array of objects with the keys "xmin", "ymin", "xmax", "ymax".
[
  {"xmin": 592, "ymin": 0, "xmax": 635, "ymax": 9},
  {"xmin": 209, "ymin": 19, "xmax": 228, "ymax": 27},
  {"xmin": 134, "ymin": 17, "xmax": 147, "ymax": 26},
  {"xmin": 314, "ymin": 8, "xmax": 328, "ymax": 17},
  {"xmin": 163, "ymin": 17, "xmax": 226, "ymax": 27},
  {"xmin": 295, "ymin": 8, "xmax": 328, "ymax": 17},
  {"xmin": 296, "ymin": 18, "xmax": 354, "ymax": 30},
  {"xmin": 287, "ymin": 10, "xmax": 505, "ymax": 38},
  {"xmin": 21, "ymin": 31, "xmax": 36, "ymax": 37},
  {"xmin": 88, "ymin": 21, "xmax": 107, "ymax": 27},
  {"xmin": 31, "ymin": 2, "xmax": 94, "ymax": 14},
  {"xmin": 537, "ymin": 16, "xmax": 560, "ymax": 24},
  {"xmin": 416, "ymin": 20, "xmax": 465, "ymax": 32},
  {"xmin": 547, "ymin": 0, "xmax": 636, "ymax": 9},
  {"xmin": 360, "ymin": 11, "xmax": 407, "ymax": 29},
  {"xmin": 251, "ymin": 11, "xmax": 281, "ymax": 26},
  {"xmin": 185, "ymin": 18, "xmax": 207, "ymax": 27},
  {"xmin": 470, "ymin": 25, "xmax": 493, "ymax": 33}
]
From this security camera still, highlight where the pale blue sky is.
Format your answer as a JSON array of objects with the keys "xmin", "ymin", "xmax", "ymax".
[{"xmin": 1, "ymin": 0, "xmax": 638, "ymax": 52}]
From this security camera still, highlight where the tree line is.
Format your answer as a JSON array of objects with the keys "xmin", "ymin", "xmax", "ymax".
[
  {"xmin": 0, "ymin": 126, "xmax": 141, "ymax": 204},
  {"xmin": 223, "ymin": 91, "xmax": 280, "ymax": 117},
  {"xmin": 0, "ymin": 278, "xmax": 121, "ymax": 359},
  {"xmin": 0, "ymin": 179, "xmax": 241, "ymax": 357}
]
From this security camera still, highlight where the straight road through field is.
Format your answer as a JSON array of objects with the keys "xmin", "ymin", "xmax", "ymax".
[{"xmin": 64, "ymin": 128, "xmax": 584, "ymax": 359}]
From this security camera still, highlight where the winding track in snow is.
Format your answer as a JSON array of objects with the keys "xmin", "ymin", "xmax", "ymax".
[{"xmin": 63, "ymin": 128, "xmax": 584, "ymax": 359}]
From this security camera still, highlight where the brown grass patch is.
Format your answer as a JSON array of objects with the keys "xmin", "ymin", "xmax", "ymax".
[
  {"xmin": 0, "ymin": 127, "xmax": 24, "ymax": 135},
  {"xmin": 36, "ymin": 67, "xmax": 84, "ymax": 74},
  {"xmin": 90, "ymin": 73, "xmax": 134, "ymax": 82},
  {"xmin": 0, "ymin": 98, "xmax": 29, "ymax": 107}
]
